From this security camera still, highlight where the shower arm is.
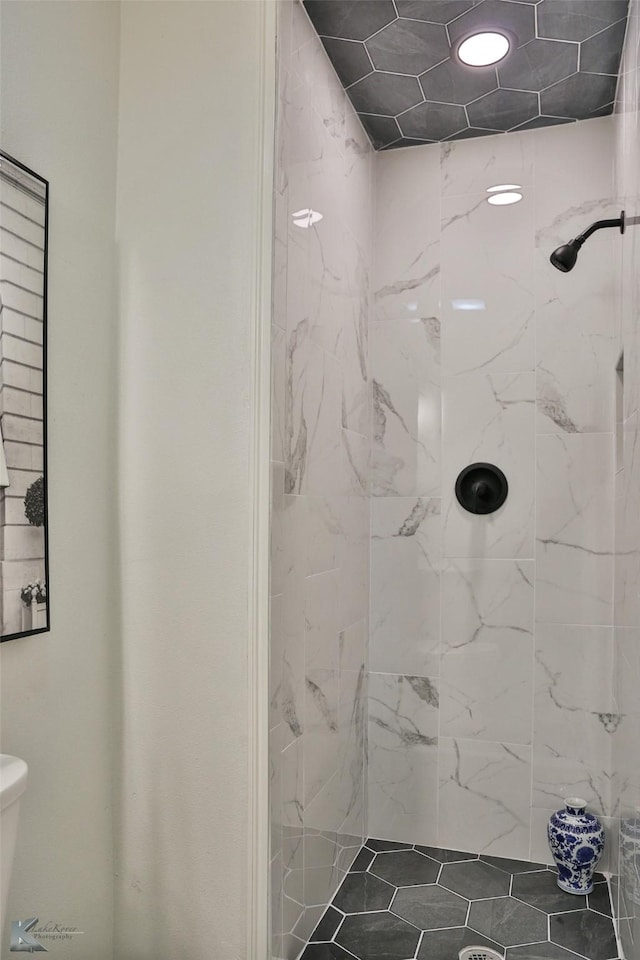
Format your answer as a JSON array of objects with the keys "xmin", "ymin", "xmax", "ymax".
[{"xmin": 575, "ymin": 210, "xmax": 640, "ymax": 245}]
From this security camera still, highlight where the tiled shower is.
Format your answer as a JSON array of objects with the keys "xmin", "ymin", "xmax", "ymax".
[{"xmin": 269, "ymin": 1, "xmax": 640, "ymax": 958}]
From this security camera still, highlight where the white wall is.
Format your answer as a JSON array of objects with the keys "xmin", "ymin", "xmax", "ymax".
[
  {"xmin": 0, "ymin": 2, "xmax": 120, "ymax": 956},
  {"xmin": 115, "ymin": 3, "xmax": 271, "ymax": 957}
]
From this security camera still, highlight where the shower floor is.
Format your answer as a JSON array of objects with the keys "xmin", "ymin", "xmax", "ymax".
[{"xmin": 299, "ymin": 839, "xmax": 618, "ymax": 960}]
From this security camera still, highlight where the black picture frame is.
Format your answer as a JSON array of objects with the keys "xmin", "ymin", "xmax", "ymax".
[{"xmin": 0, "ymin": 150, "xmax": 50, "ymax": 642}]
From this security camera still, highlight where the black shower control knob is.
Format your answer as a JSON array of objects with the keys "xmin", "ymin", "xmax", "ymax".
[{"xmin": 455, "ymin": 463, "xmax": 508, "ymax": 515}]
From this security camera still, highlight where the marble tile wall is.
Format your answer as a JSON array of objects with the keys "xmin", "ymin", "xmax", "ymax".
[
  {"xmin": 270, "ymin": 3, "xmax": 373, "ymax": 958},
  {"xmin": 369, "ymin": 117, "xmax": 619, "ymax": 864},
  {"xmin": 612, "ymin": 3, "xmax": 640, "ymax": 957}
]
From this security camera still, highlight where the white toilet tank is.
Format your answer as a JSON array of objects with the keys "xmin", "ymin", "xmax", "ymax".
[{"xmin": 1, "ymin": 755, "xmax": 28, "ymax": 939}]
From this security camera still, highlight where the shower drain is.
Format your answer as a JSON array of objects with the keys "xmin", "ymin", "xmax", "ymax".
[{"xmin": 459, "ymin": 947, "xmax": 504, "ymax": 960}]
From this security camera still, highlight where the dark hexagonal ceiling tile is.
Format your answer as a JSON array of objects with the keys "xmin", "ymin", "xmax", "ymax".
[
  {"xmin": 421, "ymin": 59, "xmax": 497, "ymax": 104},
  {"xmin": 395, "ymin": 0, "xmax": 479, "ymax": 23},
  {"xmin": 366, "ymin": 18, "xmax": 450, "ymax": 75},
  {"xmin": 370, "ymin": 849, "xmax": 441, "ymax": 886},
  {"xmin": 304, "ymin": 0, "xmax": 630, "ymax": 147},
  {"xmin": 537, "ymin": 0, "xmax": 629, "ymax": 43},
  {"xmin": 580, "ymin": 18, "xmax": 628, "ymax": 74},
  {"xmin": 467, "ymin": 88, "xmax": 538, "ymax": 130},
  {"xmin": 336, "ymin": 911, "xmax": 421, "ymax": 960},
  {"xmin": 383, "ymin": 136, "xmax": 436, "ymax": 150},
  {"xmin": 418, "ymin": 926, "xmax": 503, "ymax": 960},
  {"xmin": 399, "ymin": 100, "xmax": 467, "ymax": 139},
  {"xmin": 392, "ymin": 883, "xmax": 469, "ymax": 929},
  {"xmin": 348, "ymin": 72, "xmax": 423, "ymax": 115},
  {"xmin": 382, "ymin": 137, "xmax": 437, "ymax": 150},
  {"xmin": 303, "ymin": 1, "xmax": 397, "ymax": 42},
  {"xmin": 512, "ymin": 870, "xmax": 587, "ymax": 914},
  {"xmin": 469, "ymin": 897, "xmax": 549, "ymax": 947},
  {"xmin": 514, "ymin": 115, "xmax": 574, "ymax": 130},
  {"xmin": 319, "ymin": 38, "xmax": 372, "ymax": 88},
  {"xmin": 358, "ymin": 114, "xmax": 402, "ymax": 149},
  {"xmin": 449, "ymin": 126, "xmax": 502, "ymax": 139},
  {"xmin": 440, "ymin": 860, "xmax": 510, "ymax": 900},
  {"xmin": 497, "ymin": 38, "xmax": 578, "ymax": 91},
  {"xmin": 447, "ymin": 0, "xmax": 536, "ymax": 50},
  {"xmin": 541, "ymin": 72, "xmax": 618, "ymax": 119},
  {"xmin": 332, "ymin": 872, "xmax": 394, "ymax": 914},
  {"xmin": 550, "ymin": 910, "xmax": 618, "ymax": 960}
]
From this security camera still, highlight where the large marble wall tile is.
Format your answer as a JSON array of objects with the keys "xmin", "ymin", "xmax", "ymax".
[
  {"xmin": 536, "ymin": 433, "xmax": 614, "ymax": 625},
  {"xmin": 440, "ymin": 559, "xmax": 534, "ymax": 745},
  {"xmin": 272, "ymin": 322, "xmax": 286, "ymax": 463},
  {"xmin": 615, "ymin": 413, "xmax": 640, "ymax": 628},
  {"xmin": 373, "ymin": 145, "xmax": 440, "ymax": 322},
  {"xmin": 370, "ymin": 317, "xmax": 441, "ymax": 497},
  {"xmin": 339, "ymin": 290, "xmax": 370, "ymax": 439},
  {"xmin": 533, "ymin": 117, "xmax": 616, "ymax": 250},
  {"xmin": 440, "ymin": 130, "xmax": 534, "ymax": 198},
  {"xmin": 440, "ymin": 191, "xmax": 535, "ymax": 376},
  {"xmin": 535, "ymin": 240, "xmax": 618, "ymax": 435},
  {"xmin": 337, "ymin": 495, "xmax": 370, "ymax": 629},
  {"xmin": 442, "ymin": 371, "xmax": 535, "ymax": 559},
  {"xmin": 304, "ymin": 667, "xmax": 340, "ymax": 806},
  {"xmin": 370, "ymin": 497, "xmax": 441, "ymax": 677},
  {"xmin": 368, "ymin": 673, "xmax": 439, "ymax": 845},
  {"xmin": 533, "ymin": 624, "xmax": 615, "ymax": 817},
  {"xmin": 438, "ymin": 738, "xmax": 532, "ymax": 858},
  {"xmin": 284, "ymin": 325, "xmax": 343, "ymax": 497},
  {"xmin": 613, "ymin": 628, "xmax": 640, "ymax": 819}
]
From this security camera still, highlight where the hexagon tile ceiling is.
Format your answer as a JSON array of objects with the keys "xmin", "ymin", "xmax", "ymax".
[{"xmin": 302, "ymin": 0, "xmax": 630, "ymax": 149}]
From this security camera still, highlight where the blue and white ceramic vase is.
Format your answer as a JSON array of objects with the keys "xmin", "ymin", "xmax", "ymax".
[{"xmin": 547, "ymin": 798, "xmax": 605, "ymax": 895}]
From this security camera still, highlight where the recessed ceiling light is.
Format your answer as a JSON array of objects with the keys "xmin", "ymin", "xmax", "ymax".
[
  {"xmin": 487, "ymin": 183, "xmax": 522, "ymax": 193},
  {"xmin": 458, "ymin": 31, "xmax": 510, "ymax": 67},
  {"xmin": 487, "ymin": 191, "xmax": 523, "ymax": 206}
]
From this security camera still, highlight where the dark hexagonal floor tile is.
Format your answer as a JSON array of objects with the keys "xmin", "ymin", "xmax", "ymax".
[
  {"xmin": 481, "ymin": 855, "xmax": 548, "ymax": 875},
  {"xmin": 440, "ymin": 860, "xmax": 510, "ymax": 900},
  {"xmin": 391, "ymin": 883, "xmax": 469, "ymax": 930},
  {"xmin": 370, "ymin": 849, "xmax": 440, "ymax": 886},
  {"xmin": 336, "ymin": 911, "xmax": 421, "ymax": 960},
  {"xmin": 301, "ymin": 942, "xmax": 355, "ymax": 960},
  {"xmin": 417, "ymin": 925, "xmax": 503, "ymax": 960},
  {"xmin": 469, "ymin": 897, "xmax": 548, "ymax": 947},
  {"xmin": 512, "ymin": 871, "xmax": 587, "ymax": 915},
  {"xmin": 333, "ymin": 872, "xmax": 394, "ymax": 914},
  {"xmin": 507, "ymin": 943, "xmax": 586, "ymax": 960},
  {"xmin": 365, "ymin": 838, "xmax": 412, "ymax": 852},
  {"xmin": 310, "ymin": 906, "xmax": 343, "ymax": 942},
  {"xmin": 550, "ymin": 910, "xmax": 618, "ymax": 960},
  {"xmin": 416, "ymin": 845, "xmax": 478, "ymax": 863},
  {"xmin": 350, "ymin": 847, "xmax": 375, "ymax": 872},
  {"xmin": 587, "ymin": 883, "xmax": 612, "ymax": 917}
]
